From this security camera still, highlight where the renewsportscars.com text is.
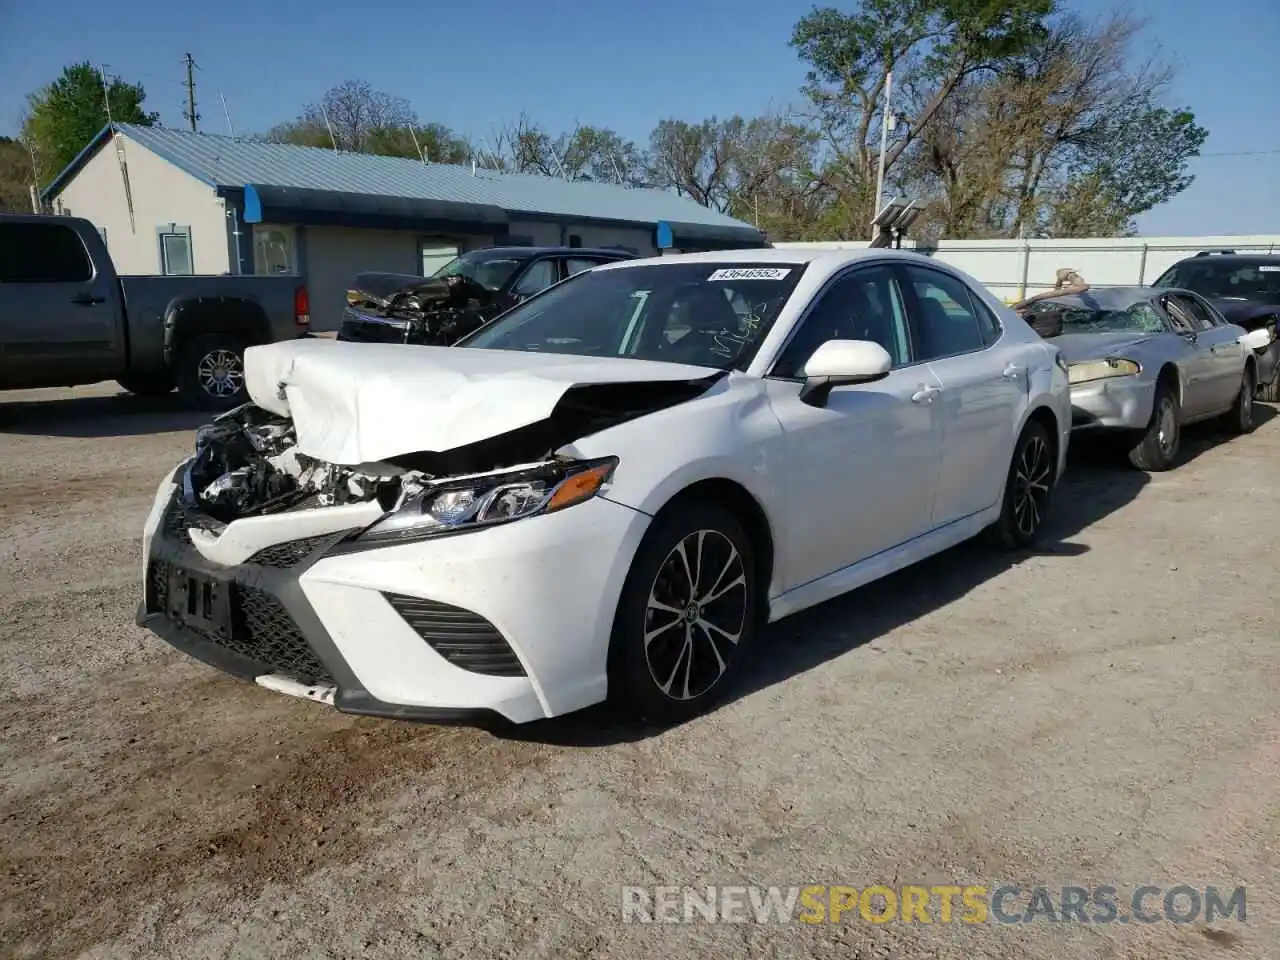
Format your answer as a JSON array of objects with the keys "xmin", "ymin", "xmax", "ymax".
[{"xmin": 620, "ymin": 884, "xmax": 1247, "ymax": 925}]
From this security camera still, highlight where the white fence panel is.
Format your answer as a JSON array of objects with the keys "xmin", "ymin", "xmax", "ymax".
[{"xmin": 774, "ymin": 235, "xmax": 1280, "ymax": 303}]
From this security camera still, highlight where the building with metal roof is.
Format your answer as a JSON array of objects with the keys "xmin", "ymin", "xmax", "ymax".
[{"xmin": 43, "ymin": 123, "xmax": 766, "ymax": 329}]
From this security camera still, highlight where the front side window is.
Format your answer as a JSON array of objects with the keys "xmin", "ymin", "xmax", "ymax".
[
  {"xmin": 1161, "ymin": 296, "xmax": 1197, "ymax": 334},
  {"xmin": 459, "ymin": 262, "xmax": 807, "ymax": 370},
  {"xmin": 1173, "ymin": 294, "xmax": 1217, "ymax": 330},
  {"xmin": 0, "ymin": 222, "xmax": 93, "ymax": 282},
  {"xmin": 772, "ymin": 265, "xmax": 911, "ymax": 378},
  {"xmin": 431, "ymin": 250, "xmax": 528, "ymax": 291}
]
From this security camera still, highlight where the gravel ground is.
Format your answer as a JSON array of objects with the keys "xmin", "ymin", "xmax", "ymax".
[{"xmin": 1, "ymin": 382, "xmax": 1276, "ymax": 960}]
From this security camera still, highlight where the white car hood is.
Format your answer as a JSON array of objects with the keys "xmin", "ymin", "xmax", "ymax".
[{"xmin": 243, "ymin": 338, "xmax": 718, "ymax": 465}]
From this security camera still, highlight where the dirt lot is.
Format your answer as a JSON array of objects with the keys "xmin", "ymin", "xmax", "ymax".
[{"xmin": 0, "ymin": 383, "xmax": 1276, "ymax": 960}]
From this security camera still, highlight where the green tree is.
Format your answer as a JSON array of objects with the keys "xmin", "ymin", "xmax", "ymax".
[
  {"xmin": 22, "ymin": 62, "xmax": 158, "ymax": 182},
  {"xmin": 0, "ymin": 137, "xmax": 37, "ymax": 213},
  {"xmin": 790, "ymin": 0, "xmax": 1054, "ymax": 230}
]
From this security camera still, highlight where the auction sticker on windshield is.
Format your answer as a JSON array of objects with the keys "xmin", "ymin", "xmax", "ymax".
[{"xmin": 707, "ymin": 268, "xmax": 793, "ymax": 281}]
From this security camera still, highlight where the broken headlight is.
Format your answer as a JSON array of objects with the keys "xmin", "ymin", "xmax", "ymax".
[
  {"xmin": 359, "ymin": 457, "xmax": 619, "ymax": 543},
  {"xmin": 1068, "ymin": 358, "xmax": 1140, "ymax": 385}
]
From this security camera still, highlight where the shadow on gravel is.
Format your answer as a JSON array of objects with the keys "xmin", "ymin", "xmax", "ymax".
[
  {"xmin": 0, "ymin": 391, "xmax": 209, "ymax": 438},
  {"xmin": 503, "ymin": 452, "xmax": 1150, "ymax": 747}
]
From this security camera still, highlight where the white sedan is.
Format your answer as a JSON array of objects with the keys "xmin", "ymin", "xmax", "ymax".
[{"xmin": 138, "ymin": 249, "xmax": 1071, "ymax": 725}]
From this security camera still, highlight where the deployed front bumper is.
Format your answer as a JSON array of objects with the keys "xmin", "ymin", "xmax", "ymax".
[
  {"xmin": 138, "ymin": 479, "xmax": 651, "ymax": 724},
  {"xmin": 1068, "ymin": 376, "xmax": 1154, "ymax": 431}
]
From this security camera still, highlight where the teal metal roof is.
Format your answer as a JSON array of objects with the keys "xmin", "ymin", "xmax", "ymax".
[{"xmin": 45, "ymin": 124, "xmax": 762, "ymax": 240}]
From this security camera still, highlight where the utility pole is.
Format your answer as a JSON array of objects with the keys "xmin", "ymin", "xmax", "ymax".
[
  {"xmin": 872, "ymin": 69, "xmax": 893, "ymax": 233},
  {"xmin": 183, "ymin": 53, "xmax": 199, "ymax": 133}
]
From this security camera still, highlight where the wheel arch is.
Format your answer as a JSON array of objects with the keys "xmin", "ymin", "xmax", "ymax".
[
  {"xmin": 163, "ymin": 296, "xmax": 271, "ymax": 365},
  {"xmin": 648, "ymin": 477, "xmax": 776, "ymax": 618}
]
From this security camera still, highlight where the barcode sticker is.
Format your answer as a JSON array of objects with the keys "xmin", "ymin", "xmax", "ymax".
[
  {"xmin": 707, "ymin": 267, "xmax": 793, "ymax": 281},
  {"xmin": 1259, "ymin": 265, "xmax": 1280, "ymax": 272}
]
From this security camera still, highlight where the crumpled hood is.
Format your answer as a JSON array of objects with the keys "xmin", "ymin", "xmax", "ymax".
[
  {"xmin": 243, "ymin": 338, "xmax": 719, "ymax": 465},
  {"xmin": 1050, "ymin": 332, "xmax": 1158, "ymax": 364}
]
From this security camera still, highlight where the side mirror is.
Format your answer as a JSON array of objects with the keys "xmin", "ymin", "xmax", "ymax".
[
  {"xmin": 798, "ymin": 339, "xmax": 893, "ymax": 407},
  {"xmin": 1238, "ymin": 327, "xmax": 1274, "ymax": 351}
]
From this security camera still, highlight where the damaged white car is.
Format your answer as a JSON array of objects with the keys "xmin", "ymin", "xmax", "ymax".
[{"xmin": 138, "ymin": 249, "xmax": 1072, "ymax": 725}]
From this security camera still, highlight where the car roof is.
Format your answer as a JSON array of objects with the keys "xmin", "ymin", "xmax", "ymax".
[
  {"xmin": 1033, "ymin": 285, "xmax": 1167, "ymax": 311},
  {"xmin": 465, "ymin": 245, "xmax": 636, "ymax": 259},
  {"xmin": 1171, "ymin": 253, "xmax": 1280, "ymax": 267},
  {"xmin": 591, "ymin": 247, "xmax": 942, "ymax": 273}
]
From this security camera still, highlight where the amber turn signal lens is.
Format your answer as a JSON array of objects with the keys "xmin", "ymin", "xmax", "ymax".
[{"xmin": 545, "ymin": 463, "xmax": 614, "ymax": 513}]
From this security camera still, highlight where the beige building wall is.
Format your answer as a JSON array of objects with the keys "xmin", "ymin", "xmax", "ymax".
[{"xmin": 52, "ymin": 133, "xmax": 230, "ymax": 275}]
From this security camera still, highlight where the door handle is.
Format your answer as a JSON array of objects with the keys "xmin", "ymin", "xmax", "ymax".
[
  {"xmin": 911, "ymin": 384, "xmax": 941, "ymax": 404},
  {"xmin": 1002, "ymin": 363, "xmax": 1024, "ymax": 380},
  {"xmin": 70, "ymin": 293, "xmax": 106, "ymax": 306}
]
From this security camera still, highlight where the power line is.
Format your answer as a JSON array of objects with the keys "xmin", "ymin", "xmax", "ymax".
[
  {"xmin": 182, "ymin": 53, "xmax": 199, "ymax": 133},
  {"xmin": 1197, "ymin": 148, "xmax": 1280, "ymax": 158}
]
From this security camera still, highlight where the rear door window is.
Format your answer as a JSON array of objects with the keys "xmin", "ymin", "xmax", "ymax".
[{"xmin": 0, "ymin": 222, "xmax": 93, "ymax": 282}]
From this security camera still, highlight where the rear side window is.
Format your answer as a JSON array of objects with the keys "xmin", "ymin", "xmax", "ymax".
[{"xmin": 0, "ymin": 222, "xmax": 93, "ymax": 282}]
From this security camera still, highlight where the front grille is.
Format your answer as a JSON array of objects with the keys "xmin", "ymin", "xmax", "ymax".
[
  {"xmin": 232, "ymin": 584, "xmax": 333, "ymax": 684},
  {"xmin": 384, "ymin": 593, "xmax": 526, "ymax": 677},
  {"xmin": 247, "ymin": 533, "xmax": 340, "ymax": 568},
  {"xmin": 163, "ymin": 500, "xmax": 224, "ymax": 546},
  {"xmin": 145, "ymin": 559, "xmax": 333, "ymax": 685},
  {"xmin": 338, "ymin": 319, "xmax": 405, "ymax": 343}
]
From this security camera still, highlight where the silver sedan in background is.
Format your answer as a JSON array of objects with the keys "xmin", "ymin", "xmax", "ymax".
[{"xmin": 1022, "ymin": 286, "xmax": 1274, "ymax": 470}]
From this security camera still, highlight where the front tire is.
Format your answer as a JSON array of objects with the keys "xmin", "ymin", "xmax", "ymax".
[
  {"xmin": 608, "ymin": 501, "xmax": 760, "ymax": 724},
  {"xmin": 1128, "ymin": 384, "xmax": 1180, "ymax": 472},
  {"xmin": 985, "ymin": 419, "xmax": 1054, "ymax": 549},
  {"xmin": 174, "ymin": 333, "xmax": 250, "ymax": 411},
  {"xmin": 1222, "ymin": 367, "xmax": 1256, "ymax": 434}
]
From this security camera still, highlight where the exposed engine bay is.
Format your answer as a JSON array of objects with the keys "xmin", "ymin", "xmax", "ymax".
[
  {"xmin": 182, "ymin": 371, "xmax": 723, "ymax": 524},
  {"xmin": 342, "ymin": 272, "xmax": 499, "ymax": 346}
]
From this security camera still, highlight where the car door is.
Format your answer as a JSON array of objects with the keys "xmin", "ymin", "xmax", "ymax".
[
  {"xmin": 894, "ymin": 263, "xmax": 1025, "ymax": 525},
  {"xmin": 1175, "ymin": 291, "xmax": 1244, "ymax": 411},
  {"xmin": 1158, "ymin": 294, "xmax": 1219, "ymax": 418},
  {"xmin": 0, "ymin": 220, "xmax": 122, "ymax": 387},
  {"xmin": 762, "ymin": 263, "xmax": 945, "ymax": 590}
]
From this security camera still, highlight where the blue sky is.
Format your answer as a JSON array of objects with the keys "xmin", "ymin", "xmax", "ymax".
[{"xmin": 1, "ymin": 0, "xmax": 1276, "ymax": 235}]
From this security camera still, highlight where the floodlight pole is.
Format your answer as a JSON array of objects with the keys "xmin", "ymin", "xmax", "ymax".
[{"xmin": 872, "ymin": 69, "xmax": 893, "ymax": 233}]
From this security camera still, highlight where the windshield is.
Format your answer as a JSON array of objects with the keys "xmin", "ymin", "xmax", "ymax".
[
  {"xmin": 431, "ymin": 251, "xmax": 527, "ymax": 292},
  {"xmin": 1153, "ymin": 260, "xmax": 1280, "ymax": 300},
  {"xmin": 1024, "ymin": 299, "xmax": 1166, "ymax": 339},
  {"xmin": 457, "ymin": 262, "xmax": 807, "ymax": 369}
]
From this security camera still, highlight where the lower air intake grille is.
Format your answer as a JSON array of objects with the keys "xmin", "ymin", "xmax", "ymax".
[
  {"xmin": 231, "ymin": 585, "xmax": 334, "ymax": 685},
  {"xmin": 383, "ymin": 593, "xmax": 526, "ymax": 677}
]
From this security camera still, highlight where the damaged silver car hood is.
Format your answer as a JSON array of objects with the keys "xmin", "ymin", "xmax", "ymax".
[{"xmin": 245, "ymin": 338, "xmax": 720, "ymax": 464}]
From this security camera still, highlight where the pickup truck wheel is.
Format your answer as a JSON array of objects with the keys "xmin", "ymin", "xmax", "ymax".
[
  {"xmin": 175, "ymin": 333, "xmax": 249, "ymax": 411},
  {"xmin": 116, "ymin": 374, "xmax": 174, "ymax": 397}
]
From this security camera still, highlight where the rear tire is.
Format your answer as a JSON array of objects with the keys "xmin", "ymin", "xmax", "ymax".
[
  {"xmin": 116, "ymin": 373, "xmax": 174, "ymax": 397},
  {"xmin": 984, "ymin": 419, "xmax": 1054, "ymax": 549},
  {"xmin": 174, "ymin": 333, "xmax": 250, "ymax": 411},
  {"xmin": 1259, "ymin": 375, "xmax": 1280, "ymax": 403},
  {"xmin": 1221, "ymin": 367, "xmax": 1256, "ymax": 435},
  {"xmin": 1128, "ymin": 384, "xmax": 1180, "ymax": 471},
  {"xmin": 607, "ymin": 501, "xmax": 760, "ymax": 724}
]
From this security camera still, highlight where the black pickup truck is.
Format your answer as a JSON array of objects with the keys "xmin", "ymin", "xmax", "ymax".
[{"xmin": 0, "ymin": 214, "xmax": 310, "ymax": 409}]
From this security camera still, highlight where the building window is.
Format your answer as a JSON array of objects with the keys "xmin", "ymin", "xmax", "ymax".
[
  {"xmin": 568, "ymin": 234, "xmax": 583, "ymax": 248},
  {"xmin": 420, "ymin": 242, "xmax": 460, "ymax": 276},
  {"xmin": 156, "ymin": 223, "xmax": 194, "ymax": 275},
  {"xmin": 253, "ymin": 225, "xmax": 296, "ymax": 274}
]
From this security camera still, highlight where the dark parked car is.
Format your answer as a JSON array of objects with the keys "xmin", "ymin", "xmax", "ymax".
[
  {"xmin": 0, "ymin": 214, "xmax": 311, "ymax": 409},
  {"xmin": 337, "ymin": 246, "xmax": 637, "ymax": 345},
  {"xmin": 1152, "ymin": 253, "xmax": 1280, "ymax": 400}
]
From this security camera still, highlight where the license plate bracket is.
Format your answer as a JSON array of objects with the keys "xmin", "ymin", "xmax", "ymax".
[{"xmin": 167, "ymin": 567, "xmax": 233, "ymax": 639}]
